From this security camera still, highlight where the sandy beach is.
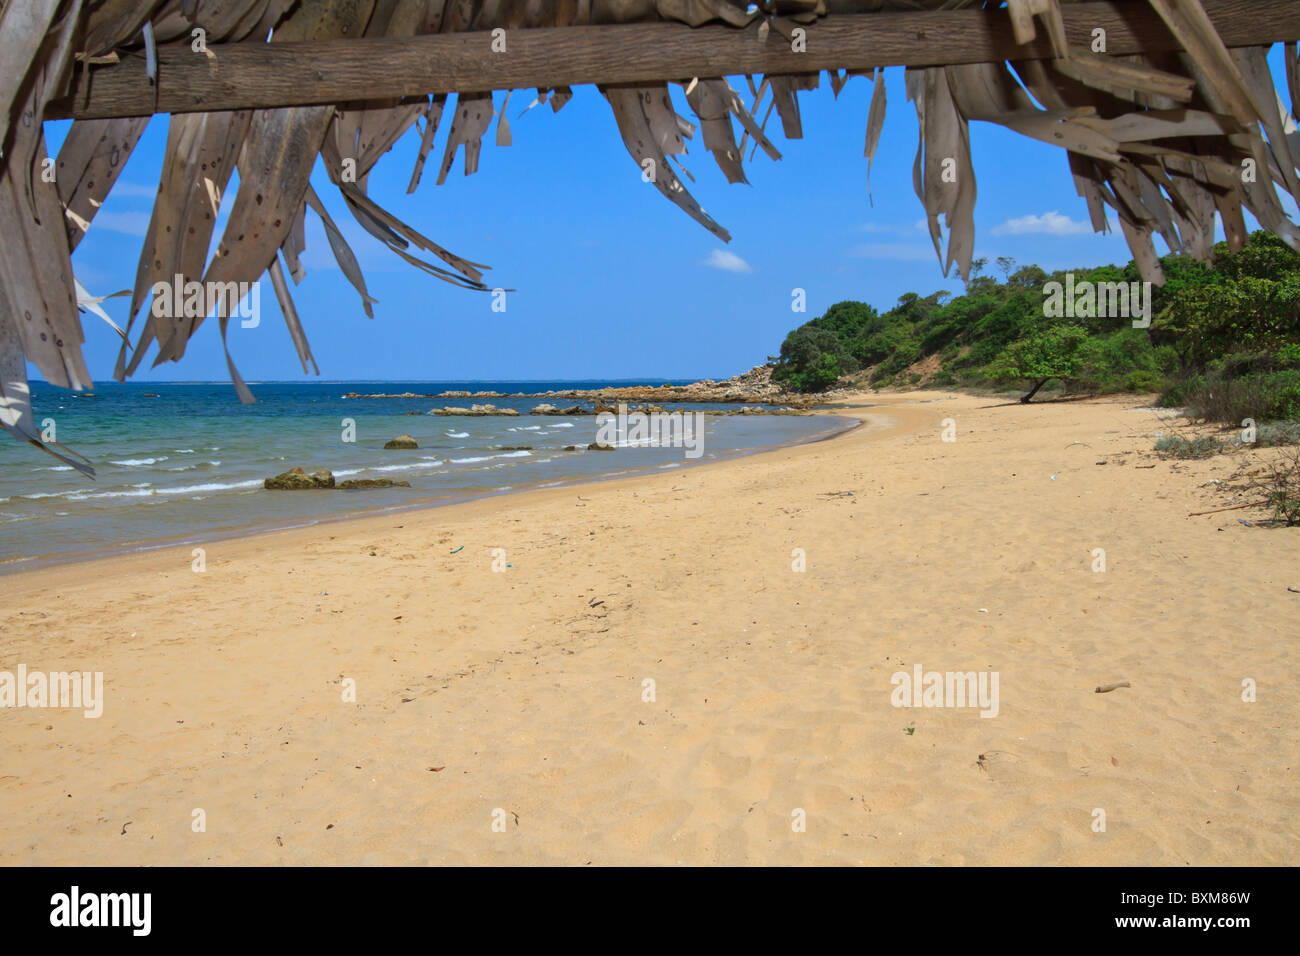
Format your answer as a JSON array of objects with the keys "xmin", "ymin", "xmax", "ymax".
[{"xmin": 1, "ymin": 390, "xmax": 1297, "ymax": 865}]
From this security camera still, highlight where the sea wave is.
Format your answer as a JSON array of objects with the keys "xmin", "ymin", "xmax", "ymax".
[
  {"xmin": 60, "ymin": 478, "xmax": 265, "ymax": 501},
  {"xmin": 109, "ymin": 457, "xmax": 168, "ymax": 466},
  {"xmin": 366, "ymin": 460, "xmax": 446, "ymax": 473},
  {"xmin": 450, "ymin": 451, "xmax": 530, "ymax": 464}
]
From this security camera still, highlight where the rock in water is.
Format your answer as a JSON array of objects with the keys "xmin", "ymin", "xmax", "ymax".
[
  {"xmin": 338, "ymin": 478, "xmax": 412, "ymax": 489},
  {"xmin": 265, "ymin": 467, "xmax": 335, "ymax": 490},
  {"xmin": 384, "ymin": 435, "xmax": 419, "ymax": 449},
  {"xmin": 588, "ymin": 442, "xmax": 615, "ymax": 451}
]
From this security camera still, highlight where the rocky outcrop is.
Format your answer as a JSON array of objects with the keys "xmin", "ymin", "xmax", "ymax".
[
  {"xmin": 529, "ymin": 404, "xmax": 596, "ymax": 415},
  {"xmin": 588, "ymin": 441, "xmax": 615, "ymax": 451},
  {"xmin": 427, "ymin": 404, "xmax": 519, "ymax": 416},
  {"xmin": 384, "ymin": 435, "xmax": 419, "ymax": 449},
  {"xmin": 265, "ymin": 467, "xmax": 336, "ymax": 490},
  {"xmin": 265, "ymin": 467, "xmax": 412, "ymax": 490},
  {"xmin": 345, "ymin": 366, "xmax": 822, "ymax": 406}
]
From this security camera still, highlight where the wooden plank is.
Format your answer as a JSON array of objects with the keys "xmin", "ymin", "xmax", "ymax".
[{"xmin": 47, "ymin": 0, "xmax": 1300, "ymax": 121}]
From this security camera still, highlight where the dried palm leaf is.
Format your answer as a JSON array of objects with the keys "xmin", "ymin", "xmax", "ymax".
[
  {"xmin": 436, "ymin": 91, "xmax": 493, "ymax": 183},
  {"xmin": 0, "ymin": 0, "xmax": 65, "ymax": 158},
  {"xmin": 685, "ymin": 78, "xmax": 747, "ymax": 184},
  {"xmin": 605, "ymin": 84, "xmax": 729, "ymax": 242},
  {"xmin": 267, "ymin": 251, "xmax": 317, "ymax": 375},
  {"xmin": 188, "ymin": 103, "xmax": 334, "ymax": 399},
  {"xmin": 406, "ymin": 93, "xmax": 446, "ymax": 193},
  {"xmin": 0, "ymin": 120, "xmax": 89, "ymax": 391},
  {"xmin": 54, "ymin": 115, "xmax": 149, "ymax": 251},
  {"xmin": 0, "ymin": 302, "xmax": 94, "ymax": 477},
  {"xmin": 120, "ymin": 109, "xmax": 250, "ymax": 378},
  {"xmin": 304, "ymin": 183, "xmax": 379, "ymax": 317},
  {"xmin": 1145, "ymin": 0, "xmax": 1257, "ymax": 127}
]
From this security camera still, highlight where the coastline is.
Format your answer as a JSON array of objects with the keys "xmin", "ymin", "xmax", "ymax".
[
  {"xmin": 2, "ymin": 390, "xmax": 1297, "ymax": 865},
  {"xmin": 0, "ymin": 411, "xmax": 863, "ymax": 576}
]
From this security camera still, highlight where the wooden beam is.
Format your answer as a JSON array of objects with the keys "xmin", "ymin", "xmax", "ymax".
[{"xmin": 47, "ymin": 0, "xmax": 1300, "ymax": 120}]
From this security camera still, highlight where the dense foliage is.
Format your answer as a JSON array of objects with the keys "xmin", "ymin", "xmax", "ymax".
[{"xmin": 770, "ymin": 231, "xmax": 1300, "ymax": 421}]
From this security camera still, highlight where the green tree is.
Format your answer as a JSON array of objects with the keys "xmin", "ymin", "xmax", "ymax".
[
  {"xmin": 987, "ymin": 325, "xmax": 1093, "ymax": 402},
  {"xmin": 772, "ymin": 325, "xmax": 850, "ymax": 392},
  {"xmin": 1155, "ymin": 273, "xmax": 1300, "ymax": 366}
]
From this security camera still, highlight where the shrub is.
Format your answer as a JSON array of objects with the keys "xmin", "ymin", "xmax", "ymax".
[
  {"xmin": 1123, "ymin": 370, "xmax": 1165, "ymax": 392},
  {"xmin": 1277, "ymin": 343, "xmax": 1300, "ymax": 369},
  {"xmin": 857, "ymin": 324, "xmax": 915, "ymax": 366},
  {"xmin": 1254, "ymin": 422, "xmax": 1300, "ymax": 447},
  {"xmin": 1182, "ymin": 370, "xmax": 1300, "ymax": 423},
  {"xmin": 1155, "ymin": 435, "xmax": 1223, "ymax": 458},
  {"xmin": 1254, "ymin": 445, "xmax": 1300, "ymax": 525},
  {"xmin": 874, "ymin": 338, "xmax": 921, "ymax": 379}
]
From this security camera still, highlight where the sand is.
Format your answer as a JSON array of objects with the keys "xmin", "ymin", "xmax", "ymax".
[{"xmin": 1, "ymin": 391, "xmax": 1297, "ymax": 865}]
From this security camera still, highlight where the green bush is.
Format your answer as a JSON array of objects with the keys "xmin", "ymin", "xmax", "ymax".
[
  {"xmin": 857, "ymin": 325, "xmax": 915, "ymax": 366},
  {"xmin": 1276, "ymin": 343, "xmax": 1300, "ymax": 369},
  {"xmin": 1255, "ymin": 422, "xmax": 1300, "ymax": 447},
  {"xmin": 1123, "ymin": 370, "xmax": 1165, "ymax": 392},
  {"xmin": 1155, "ymin": 435, "xmax": 1223, "ymax": 458},
  {"xmin": 772, "ymin": 325, "xmax": 851, "ymax": 392},
  {"xmin": 1182, "ymin": 370, "xmax": 1300, "ymax": 423}
]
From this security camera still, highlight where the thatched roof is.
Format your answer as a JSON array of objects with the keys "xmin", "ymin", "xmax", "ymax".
[{"xmin": 2, "ymin": 0, "xmax": 1299, "ymax": 475}]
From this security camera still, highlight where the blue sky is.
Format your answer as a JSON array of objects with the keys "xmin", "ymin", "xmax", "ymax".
[{"xmin": 47, "ymin": 51, "xmax": 1297, "ymax": 383}]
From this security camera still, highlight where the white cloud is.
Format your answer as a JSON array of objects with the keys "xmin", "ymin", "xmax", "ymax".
[
  {"xmin": 991, "ymin": 210, "xmax": 1092, "ymax": 237},
  {"xmin": 107, "ymin": 181, "xmax": 159, "ymax": 199},
  {"xmin": 90, "ymin": 211, "xmax": 151, "ymax": 237},
  {"xmin": 702, "ymin": 249, "xmax": 753, "ymax": 273}
]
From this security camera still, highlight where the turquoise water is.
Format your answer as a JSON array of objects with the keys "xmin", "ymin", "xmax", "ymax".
[{"xmin": 0, "ymin": 381, "xmax": 851, "ymax": 569}]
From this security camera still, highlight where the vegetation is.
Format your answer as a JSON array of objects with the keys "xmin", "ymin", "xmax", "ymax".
[
  {"xmin": 771, "ymin": 230, "xmax": 1300, "ymax": 422},
  {"xmin": 1256, "ymin": 446, "xmax": 1300, "ymax": 526},
  {"xmin": 1154, "ymin": 435, "xmax": 1224, "ymax": 459}
]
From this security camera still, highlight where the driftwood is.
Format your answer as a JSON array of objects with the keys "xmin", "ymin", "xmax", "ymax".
[
  {"xmin": 1095, "ymin": 681, "xmax": 1131, "ymax": 693},
  {"xmin": 1187, "ymin": 499, "xmax": 1268, "ymax": 516}
]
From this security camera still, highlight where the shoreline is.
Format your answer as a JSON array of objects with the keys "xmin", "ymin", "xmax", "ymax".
[
  {"xmin": 2, "ymin": 390, "xmax": 1297, "ymax": 865},
  {"xmin": 0, "ymin": 412, "xmax": 864, "ymax": 577}
]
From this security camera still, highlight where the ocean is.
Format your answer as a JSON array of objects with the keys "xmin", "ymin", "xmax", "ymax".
[{"xmin": 0, "ymin": 381, "xmax": 853, "ymax": 570}]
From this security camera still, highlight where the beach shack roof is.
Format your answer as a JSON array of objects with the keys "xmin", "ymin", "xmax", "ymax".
[{"xmin": 1, "ymin": 0, "xmax": 1299, "ymax": 475}]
